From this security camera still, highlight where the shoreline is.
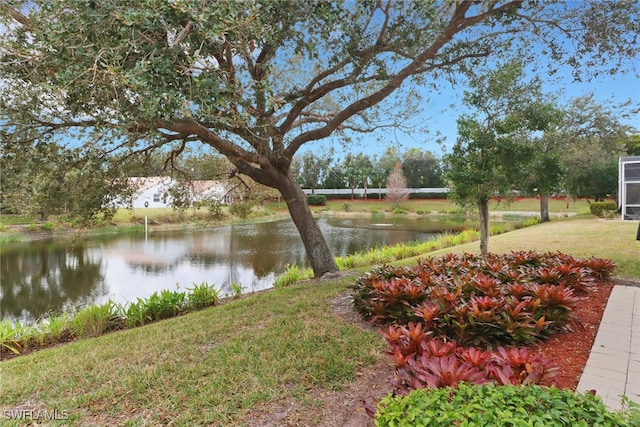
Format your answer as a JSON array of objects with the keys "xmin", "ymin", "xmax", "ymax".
[{"xmin": 0, "ymin": 207, "xmax": 579, "ymax": 244}]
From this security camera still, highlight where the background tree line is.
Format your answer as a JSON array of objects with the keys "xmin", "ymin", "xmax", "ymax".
[{"xmin": 2, "ymin": 89, "xmax": 635, "ymax": 224}]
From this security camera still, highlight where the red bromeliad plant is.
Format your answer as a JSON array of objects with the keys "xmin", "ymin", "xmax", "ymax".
[
  {"xmin": 385, "ymin": 325, "xmax": 559, "ymax": 394},
  {"xmin": 581, "ymin": 257, "xmax": 617, "ymax": 282},
  {"xmin": 351, "ymin": 251, "xmax": 615, "ymax": 346},
  {"xmin": 490, "ymin": 347, "xmax": 559, "ymax": 386}
]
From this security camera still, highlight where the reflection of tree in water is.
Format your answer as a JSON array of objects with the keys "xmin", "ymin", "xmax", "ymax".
[
  {"xmin": 231, "ymin": 221, "xmax": 309, "ymax": 276},
  {"xmin": 125, "ymin": 262, "xmax": 176, "ymax": 275},
  {"xmin": 0, "ymin": 241, "xmax": 107, "ymax": 324}
]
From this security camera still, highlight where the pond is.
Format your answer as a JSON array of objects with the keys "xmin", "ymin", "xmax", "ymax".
[{"xmin": 0, "ymin": 216, "xmax": 478, "ymax": 325}]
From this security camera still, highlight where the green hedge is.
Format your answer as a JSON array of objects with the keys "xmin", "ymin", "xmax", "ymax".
[
  {"xmin": 590, "ymin": 201, "xmax": 618, "ymax": 217},
  {"xmin": 307, "ymin": 194, "xmax": 327, "ymax": 205},
  {"xmin": 375, "ymin": 384, "xmax": 639, "ymax": 426}
]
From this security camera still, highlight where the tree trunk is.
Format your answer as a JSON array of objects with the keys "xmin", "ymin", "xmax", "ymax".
[
  {"xmin": 278, "ymin": 176, "xmax": 338, "ymax": 277},
  {"xmin": 539, "ymin": 193, "xmax": 550, "ymax": 223},
  {"xmin": 478, "ymin": 198, "xmax": 490, "ymax": 256}
]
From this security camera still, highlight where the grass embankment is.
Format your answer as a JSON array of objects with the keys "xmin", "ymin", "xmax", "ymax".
[
  {"xmin": 306, "ymin": 196, "xmax": 589, "ymax": 217},
  {"xmin": 1, "ymin": 278, "xmax": 383, "ymax": 426},
  {"xmin": 0, "ymin": 205, "xmax": 287, "ymax": 242}
]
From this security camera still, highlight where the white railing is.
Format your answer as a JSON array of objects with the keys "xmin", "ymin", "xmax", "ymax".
[{"xmin": 302, "ymin": 188, "xmax": 449, "ymax": 196}]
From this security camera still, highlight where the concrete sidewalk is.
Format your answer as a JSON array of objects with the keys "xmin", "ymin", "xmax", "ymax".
[{"xmin": 576, "ymin": 285, "xmax": 640, "ymax": 411}]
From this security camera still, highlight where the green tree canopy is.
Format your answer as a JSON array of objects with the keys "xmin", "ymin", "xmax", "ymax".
[
  {"xmin": 558, "ymin": 95, "xmax": 631, "ymax": 200},
  {"xmin": 444, "ymin": 61, "xmax": 551, "ymax": 254},
  {"xmin": 626, "ymin": 134, "xmax": 640, "ymax": 156},
  {"xmin": 0, "ymin": 137, "xmax": 134, "ymax": 222},
  {"xmin": 291, "ymin": 150, "xmax": 334, "ymax": 193},
  {"xmin": 401, "ymin": 148, "xmax": 443, "ymax": 188},
  {"xmin": 343, "ymin": 152, "xmax": 374, "ymax": 199}
]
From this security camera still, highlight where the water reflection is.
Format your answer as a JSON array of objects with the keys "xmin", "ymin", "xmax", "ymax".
[
  {"xmin": 0, "ymin": 242, "xmax": 108, "ymax": 324},
  {"xmin": 0, "ymin": 217, "xmax": 475, "ymax": 324}
]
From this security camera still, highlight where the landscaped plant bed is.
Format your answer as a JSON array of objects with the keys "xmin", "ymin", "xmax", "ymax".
[
  {"xmin": 351, "ymin": 251, "xmax": 616, "ymax": 392},
  {"xmin": 352, "ymin": 251, "xmax": 615, "ymax": 346}
]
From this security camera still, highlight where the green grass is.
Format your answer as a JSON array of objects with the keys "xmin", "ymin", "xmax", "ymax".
[
  {"xmin": 0, "ymin": 213, "xmax": 638, "ymax": 425},
  {"xmin": 0, "ymin": 214, "xmax": 35, "ymax": 226},
  {"xmin": 424, "ymin": 214, "xmax": 640, "ymax": 278},
  {"xmin": 0, "ymin": 279, "xmax": 384, "ymax": 426},
  {"xmin": 296, "ymin": 197, "xmax": 592, "ymax": 216}
]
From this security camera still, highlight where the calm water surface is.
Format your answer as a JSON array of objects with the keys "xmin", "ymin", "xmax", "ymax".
[{"xmin": 0, "ymin": 216, "xmax": 476, "ymax": 324}]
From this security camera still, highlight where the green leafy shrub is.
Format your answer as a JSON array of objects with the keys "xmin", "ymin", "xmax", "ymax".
[
  {"xmin": 274, "ymin": 264, "xmax": 314, "ymax": 288},
  {"xmin": 70, "ymin": 301, "xmax": 122, "ymax": 338},
  {"xmin": 351, "ymin": 251, "xmax": 614, "ymax": 346},
  {"xmin": 40, "ymin": 313, "xmax": 72, "ymax": 344},
  {"xmin": 590, "ymin": 201, "xmax": 618, "ymax": 217},
  {"xmin": 0, "ymin": 320, "xmax": 22, "ymax": 355},
  {"xmin": 374, "ymin": 384, "xmax": 639, "ymax": 426},
  {"xmin": 46, "ymin": 313, "xmax": 71, "ymax": 343},
  {"xmin": 229, "ymin": 201, "xmax": 253, "ymax": 218},
  {"xmin": 124, "ymin": 299, "xmax": 149, "ymax": 328},
  {"xmin": 231, "ymin": 282, "xmax": 244, "ymax": 298},
  {"xmin": 187, "ymin": 282, "xmax": 220, "ymax": 310},
  {"xmin": 307, "ymin": 194, "xmax": 327, "ymax": 206},
  {"xmin": 2, "ymin": 283, "xmax": 225, "ymax": 360},
  {"xmin": 144, "ymin": 289, "xmax": 187, "ymax": 321}
]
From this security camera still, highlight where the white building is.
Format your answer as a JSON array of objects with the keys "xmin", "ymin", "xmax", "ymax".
[{"xmin": 119, "ymin": 177, "xmax": 228, "ymax": 209}]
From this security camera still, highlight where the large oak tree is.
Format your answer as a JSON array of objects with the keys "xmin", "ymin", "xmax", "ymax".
[{"xmin": 1, "ymin": 1, "xmax": 638, "ymax": 276}]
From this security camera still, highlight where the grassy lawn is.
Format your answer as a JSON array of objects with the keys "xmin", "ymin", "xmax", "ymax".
[
  {"xmin": 0, "ymin": 214, "xmax": 35, "ymax": 226},
  {"xmin": 0, "ymin": 278, "xmax": 384, "ymax": 426},
  {"xmin": 1, "ymin": 213, "xmax": 637, "ymax": 425},
  {"xmin": 426, "ymin": 215, "xmax": 640, "ymax": 278},
  {"xmin": 304, "ymin": 197, "xmax": 592, "ymax": 216}
]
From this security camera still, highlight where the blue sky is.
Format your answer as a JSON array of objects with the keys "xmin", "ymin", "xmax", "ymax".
[
  {"xmin": 302, "ymin": 62, "xmax": 640, "ymax": 161},
  {"xmin": 310, "ymin": 0, "xmax": 640, "ymax": 162}
]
